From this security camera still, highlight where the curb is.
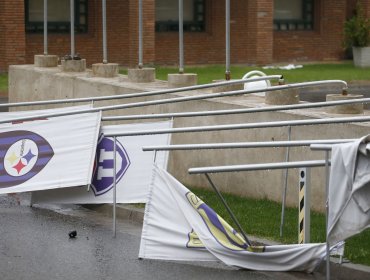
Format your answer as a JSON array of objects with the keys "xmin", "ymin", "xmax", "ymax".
[{"xmin": 88, "ymin": 204, "xmax": 370, "ymax": 279}]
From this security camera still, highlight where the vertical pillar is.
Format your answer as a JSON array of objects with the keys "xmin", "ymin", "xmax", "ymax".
[
  {"xmin": 128, "ymin": 0, "xmax": 155, "ymax": 67},
  {"xmin": 246, "ymin": 0, "xmax": 273, "ymax": 64}
]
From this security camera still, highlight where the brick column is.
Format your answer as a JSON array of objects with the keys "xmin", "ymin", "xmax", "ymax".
[
  {"xmin": 0, "ymin": 0, "xmax": 26, "ymax": 71},
  {"xmin": 128, "ymin": 0, "xmax": 155, "ymax": 67},
  {"xmin": 247, "ymin": 0, "xmax": 273, "ymax": 65}
]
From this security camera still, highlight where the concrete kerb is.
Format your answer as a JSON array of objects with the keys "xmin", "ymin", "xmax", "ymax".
[{"xmin": 87, "ymin": 203, "xmax": 370, "ymax": 279}]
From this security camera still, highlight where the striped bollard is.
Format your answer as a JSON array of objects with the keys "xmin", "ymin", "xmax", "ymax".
[{"xmin": 298, "ymin": 168, "xmax": 311, "ymax": 244}]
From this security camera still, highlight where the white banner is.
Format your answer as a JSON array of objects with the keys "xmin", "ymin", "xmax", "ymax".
[
  {"xmin": 0, "ymin": 112, "xmax": 101, "ymax": 194},
  {"xmin": 0, "ymin": 104, "xmax": 92, "ymax": 121},
  {"xmin": 139, "ymin": 165, "xmax": 326, "ymax": 272},
  {"xmin": 31, "ymin": 120, "xmax": 172, "ymax": 204}
]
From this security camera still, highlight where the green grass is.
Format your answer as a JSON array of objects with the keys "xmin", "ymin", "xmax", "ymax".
[
  {"xmin": 189, "ymin": 186, "xmax": 370, "ymax": 266},
  {"xmin": 120, "ymin": 62, "xmax": 370, "ymax": 84},
  {"xmin": 0, "ymin": 73, "xmax": 8, "ymax": 92}
]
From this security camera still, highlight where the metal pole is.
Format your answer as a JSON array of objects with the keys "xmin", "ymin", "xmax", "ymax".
[
  {"xmin": 280, "ymin": 126, "xmax": 291, "ymax": 237},
  {"xmin": 102, "ymin": 0, "xmax": 108, "ymax": 63},
  {"xmin": 225, "ymin": 0, "xmax": 231, "ymax": 80},
  {"xmin": 138, "ymin": 0, "xmax": 143, "ymax": 68},
  {"xmin": 204, "ymin": 173, "xmax": 251, "ymax": 246},
  {"xmin": 113, "ymin": 136, "xmax": 117, "ymax": 237},
  {"xmin": 325, "ymin": 151, "xmax": 331, "ymax": 280},
  {"xmin": 70, "ymin": 0, "xmax": 75, "ymax": 57},
  {"xmin": 43, "ymin": 0, "xmax": 48, "ymax": 55},
  {"xmin": 142, "ymin": 139, "xmax": 355, "ymax": 151},
  {"xmin": 179, "ymin": 0, "xmax": 184, "ymax": 73}
]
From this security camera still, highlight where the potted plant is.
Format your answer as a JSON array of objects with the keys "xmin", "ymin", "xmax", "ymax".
[{"xmin": 344, "ymin": 1, "xmax": 370, "ymax": 67}]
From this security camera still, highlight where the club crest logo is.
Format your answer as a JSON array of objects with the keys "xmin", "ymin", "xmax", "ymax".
[
  {"xmin": 0, "ymin": 130, "xmax": 54, "ymax": 188},
  {"xmin": 186, "ymin": 192, "xmax": 264, "ymax": 253},
  {"xmin": 91, "ymin": 135, "xmax": 130, "ymax": 196}
]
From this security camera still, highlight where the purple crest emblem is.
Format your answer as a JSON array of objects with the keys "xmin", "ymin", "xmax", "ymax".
[
  {"xmin": 91, "ymin": 136, "xmax": 130, "ymax": 196},
  {"xmin": 0, "ymin": 130, "xmax": 54, "ymax": 188}
]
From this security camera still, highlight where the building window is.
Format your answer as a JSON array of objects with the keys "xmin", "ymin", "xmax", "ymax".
[
  {"xmin": 274, "ymin": 0, "xmax": 314, "ymax": 31},
  {"xmin": 156, "ymin": 0, "xmax": 205, "ymax": 32},
  {"xmin": 25, "ymin": 0, "xmax": 88, "ymax": 33}
]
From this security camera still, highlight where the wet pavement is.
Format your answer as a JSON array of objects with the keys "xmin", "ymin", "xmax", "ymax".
[{"xmin": 0, "ymin": 194, "xmax": 332, "ymax": 280}]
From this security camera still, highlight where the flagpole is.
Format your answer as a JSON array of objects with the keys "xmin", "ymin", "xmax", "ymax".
[
  {"xmin": 43, "ymin": 0, "xmax": 48, "ymax": 55},
  {"xmin": 204, "ymin": 173, "xmax": 251, "ymax": 246}
]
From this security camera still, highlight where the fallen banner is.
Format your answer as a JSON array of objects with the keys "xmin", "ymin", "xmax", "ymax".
[
  {"xmin": 139, "ymin": 165, "xmax": 326, "ymax": 272},
  {"xmin": 0, "ymin": 104, "xmax": 92, "ymax": 121},
  {"xmin": 0, "ymin": 112, "xmax": 101, "ymax": 194},
  {"xmin": 31, "ymin": 120, "xmax": 172, "ymax": 204}
]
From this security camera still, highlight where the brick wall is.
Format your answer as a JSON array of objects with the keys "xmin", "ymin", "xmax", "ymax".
[
  {"xmin": 0, "ymin": 0, "xmax": 26, "ymax": 72},
  {"xmin": 25, "ymin": 0, "xmax": 131, "ymax": 66},
  {"xmin": 273, "ymin": 0, "xmax": 347, "ymax": 62},
  {"xmin": 1, "ymin": 0, "xmax": 368, "ymax": 72}
]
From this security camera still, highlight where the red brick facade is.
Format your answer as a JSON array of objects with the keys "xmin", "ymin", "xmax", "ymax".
[{"xmin": 0, "ymin": 0, "xmax": 369, "ymax": 72}]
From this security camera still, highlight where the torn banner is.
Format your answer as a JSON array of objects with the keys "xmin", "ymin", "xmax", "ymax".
[
  {"xmin": 328, "ymin": 135, "xmax": 370, "ymax": 246},
  {"xmin": 31, "ymin": 120, "xmax": 172, "ymax": 204},
  {"xmin": 0, "ymin": 112, "xmax": 101, "ymax": 194},
  {"xmin": 139, "ymin": 165, "xmax": 326, "ymax": 272}
]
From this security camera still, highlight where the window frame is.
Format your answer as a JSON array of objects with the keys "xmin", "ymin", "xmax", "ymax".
[
  {"xmin": 155, "ymin": 0, "xmax": 205, "ymax": 32},
  {"xmin": 25, "ymin": 0, "xmax": 88, "ymax": 34},
  {"xmin": 273, "ymin": 0, "xmax": 314, "ymax": 31}
]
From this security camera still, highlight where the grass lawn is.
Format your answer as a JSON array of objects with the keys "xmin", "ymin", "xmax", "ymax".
[
  {"xmin": 0, "ymin": 73, "xmax": 8, "ymax": 92},
  {"xmin": 190, "ymin": 186, "xmax": 370, "ymax": 266},
  {"xmin": 121, "ymin": 62, "xmax": 370, "ymax": 84}
]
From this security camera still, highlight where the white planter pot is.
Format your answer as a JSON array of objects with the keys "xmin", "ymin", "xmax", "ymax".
[{"xmin": 352, "ymin": 46, "xmax": 370, "ymax": 67}]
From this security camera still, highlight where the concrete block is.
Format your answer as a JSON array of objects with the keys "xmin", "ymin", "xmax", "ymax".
[
  {"xmin": 211, "ymin": 79, "xmax": 243, "ymax": 93},
  {"xmin": 92, "ymin": 63, "xmax": 118, "ymax": 78},
  {"xmin": 34, "ymin": 55, "xmax": 59, "ymax": 67},
  {"xmin": 127, "ymin": 68, "xmax": 155, "ymax": 83},
  {"xmin": 168, "ymin": 73, "xmax": 197, "ymax": 87},
  {"xmin": 265, "ymin": 88, "xmax": 300, "ymax": 105},
  {"xmin": 326, "ymin": 94, "xmax": 364, "ymax": 114},
  {"xmin": 62, "ymin": 59, "xmax": 86, "ymax": 72}
]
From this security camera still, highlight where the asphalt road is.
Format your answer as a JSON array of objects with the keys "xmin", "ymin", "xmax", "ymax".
[{"xmin": 0, "ymin": 194, "xmax": 331, "ymax": 280}]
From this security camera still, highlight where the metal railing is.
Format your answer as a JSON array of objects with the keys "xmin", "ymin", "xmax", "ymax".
[
  {"xmin": 104, "ymin": 115, "xmax": 370, "ymax": 137},
  {"xmin": 2, "ymin": 76, "xmax": 282, "ymax": 109}
]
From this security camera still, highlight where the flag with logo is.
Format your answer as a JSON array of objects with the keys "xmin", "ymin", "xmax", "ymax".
[
  {"xmin": 31, "ymin": 120, "xmax": 172, "ymax": 204},
  {"xmin": 139, "ymin": 165, "xmax": 327, "ymax": 272},
  {"xmin": 0, "ymin": 112, "xmax": 101, "ymax": 194}
]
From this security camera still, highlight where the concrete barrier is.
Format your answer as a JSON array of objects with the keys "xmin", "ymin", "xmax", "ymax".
[{"xmin": 8, "ymin": 64, "xmax": 370, "ymax": 212}]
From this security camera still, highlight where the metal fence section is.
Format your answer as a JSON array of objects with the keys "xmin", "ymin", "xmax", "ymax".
[
  {"xmin": 2, "ymin": 76, "xmax": 282, "ymax": 109},
  {"xmin": 105, "ymin": 115, "xmax": 370, "ymax": 137},
  {"xmin": 102, "ymin": 97, "xmax": 370, "ymax": 121},
  {"xmin": 141, "ymin": 139, "xmax": 354, "ymax": 151}
]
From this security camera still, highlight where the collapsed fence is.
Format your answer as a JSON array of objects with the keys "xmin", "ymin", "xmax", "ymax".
[{"xmin": 3, "ymin": 78, "xmax": 370, "ymax": 280}]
